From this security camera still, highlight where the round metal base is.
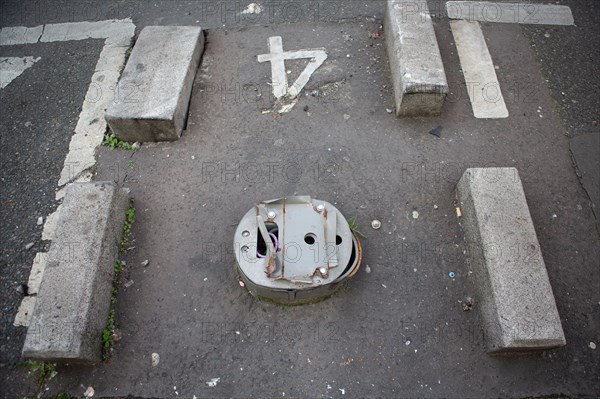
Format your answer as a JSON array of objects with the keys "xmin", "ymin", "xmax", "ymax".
[{"xmin": 236, "ymin": 235, "xmax": 362, "ymax": 305}]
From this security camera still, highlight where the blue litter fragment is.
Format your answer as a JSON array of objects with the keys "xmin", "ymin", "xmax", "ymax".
[
  {"xmin": 430, "ymin": 125, "xmax": 443, "ymax": 137},
  {"xmin": 449, "ymin": 271, "xmax": 455, "ymax": 278}
]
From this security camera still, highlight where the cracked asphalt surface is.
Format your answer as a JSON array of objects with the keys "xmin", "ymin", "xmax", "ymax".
[
  {"xmin": 521, "ymin": 0, "xmax": 600, "ymax": 229},
  {"xmin": 0, "ymin": 1, "xmax": 598, "ymax": 398}
]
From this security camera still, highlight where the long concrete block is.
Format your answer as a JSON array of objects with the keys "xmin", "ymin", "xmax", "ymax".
[
  {"xmin": 456, "ymin": 168, "xmax": 565, "ymax": 353},
  {"xmin": 384, "ymin": 0, "xmax": 448, "ymax": 117},
  {"xmin": 23, "ymin": 182, "xmax": 130, "ymax": 363},
  {"xmin": 105, "ymin": 26, "xmax": 204, "ymax": 142}
]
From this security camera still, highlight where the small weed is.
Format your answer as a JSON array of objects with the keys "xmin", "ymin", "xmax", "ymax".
[
  {"xmin": 21, "ymin": 360, "xmax": 56, "ymax": 388},
  {"xmin": 102, "ymin": 133, "xmax": 137, "ymax": 152},
  {"xmin": 121, "ymin": 206, "xmax": 135, "ymax": 250},
  {"xmin": 102, "ymin": 307, "xmax": 116, "ymax": 358},
  {"xmin": 347, "ymin": 216, "xmax": 367, "ymax": 239},
  {"xmin": 114, "ymin": 260, "xmax": 123, "ymax": 276},
  {"xmin": 102, "ymin": 204, "xmax": 135, "ymax": 360}
]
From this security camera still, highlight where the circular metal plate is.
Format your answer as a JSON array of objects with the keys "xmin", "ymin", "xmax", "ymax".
[{"xmin": 234, "ymin": 196, "xmax": 360, "ymax": 303}]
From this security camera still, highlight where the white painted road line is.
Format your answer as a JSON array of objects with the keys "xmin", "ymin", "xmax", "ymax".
[
  {"xmin": 447, "ymin": 1, "xmax": 574, "ymax": 26},
  {"xmin": 41, "ymin": 203, "xmax": 61, "ymax": 241},
  {"xmin": 46, "ymin": 20, "xmax": 135, "ymax": 186},
  {"xmin": 0, "ymin": 25, "xmax": 43, "ymax": 45},
  {"xmin": 41, "ymin": 19, "xmax": 134, "ymax": 46},
  {"xmin": 1, "ymin": 19, "xmax": 135, "ymax": 188},
  {"xmin": 450, "ymin": 20, "xmax": 508, "ymax": 119},
  {"xmin": 2, "ymin": 19, "xmax": 135, "ymax": 328},
  {"xmin": 27, "ymin": 252, "xmax": 48, "ymax": 295},
  {"xmin": 0, "ymin": 56, "xmax": 41, "ymax": 89}
]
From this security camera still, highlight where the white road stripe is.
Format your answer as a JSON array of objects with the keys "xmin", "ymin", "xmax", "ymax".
[
  {"xmin": 41, "ymin": 204, "xmax": 61, "ymax": 241},
  {"xmin": 41, "ymin": 19, "xmax": 134, "ymax": 46},
  {"xmin": 0, "ymin": 56, "xmax": 41, "ymax": 89},
  {"xmin": 43, "ymin": 20, "xmax": 134, "ymax": 186},
  {"xmin": 0, "ymin": 25, "xmax": 43, "ymax": 45},
  {"xmin": 1, "ymin": 21, "xmax": 135, "ymax": 187},
  {"xmin": 447, "ymin": 1, "xmax": 574, "ymax": 26},
  {"xmin": 2, "ymin": 19, "xmax": 135, "ymax": 327},
  {"xmin": 27, "ymin": 252, "xmax": 48, "ymax": 295},
  {"xmin": 451, "ymin": 20, "xmax": 508, "ymax": 119}
]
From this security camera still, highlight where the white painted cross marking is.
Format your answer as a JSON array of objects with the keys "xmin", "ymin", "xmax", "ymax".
[{"xmin": 258, "ymin": 36, "xmax": 327, "ymax": 113}]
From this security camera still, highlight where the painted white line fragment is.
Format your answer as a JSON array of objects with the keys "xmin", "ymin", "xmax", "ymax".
[
  {"xmin": 27, "ymin": 252, "xmax": 48, "ymax": 295},
  {"xmin": 450, "ymin": 20, "xmax": 508, "ymax": 119},
  {"xmin": 54, "ymin": 19, "xmax": 135, "ymax": 186},
  {"xmin": 0, "ymin": 56, "xmax": 41, "ymax": 89},
  {"xmin": 55, "ymin": 171, "xmax": 93, "ymax": 200},
  {"xmin": 41, "ymin": 19, "xmax": 135, "ymax": 46},
  {"xmin": 1, "ymin": 19, "xmax": 135, "ymax": 186},
  {"xmin": 0, "ymin": 25, "xmax": 43, "ymax": 46},
  {"xmin": 446, "ymin": 1, "xmax": 574, "ymax": 26},
  {"xmin": 42, "ymin": 204, "xmax": 61, "ymax": 241},
  {"xmin": 6, "ymin": 19, "xmax": 136, "ymax": 328},
  {"xmin": 258, "ymin": 36, "xmax": 327, "ymax": 113}
]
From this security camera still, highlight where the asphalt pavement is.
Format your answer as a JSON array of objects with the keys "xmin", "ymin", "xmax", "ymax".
[{"xmin": 521, "ymin": 0, "xmax": 600, "ymax": 230}]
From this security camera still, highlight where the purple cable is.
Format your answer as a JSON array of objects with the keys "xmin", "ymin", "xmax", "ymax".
[{"xmin": 257, "ymin": 232, "xmax": 279, "ymax": 258}]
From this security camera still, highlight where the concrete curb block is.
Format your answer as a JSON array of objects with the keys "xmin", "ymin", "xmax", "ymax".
[
  {"xmin": 456, "ymin": 168, "xmax": 566, "ymax": 353},
  {"xmin": 105, "ymin": 26, "xmax": 205, "ymax": 142},
  {"xmin": 384, "ymin": 0, "xmax": 448, "ymax": 117},
  {"xmin": 22, "ymin": 182, "xmax": 130, "ymax": 363}
]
